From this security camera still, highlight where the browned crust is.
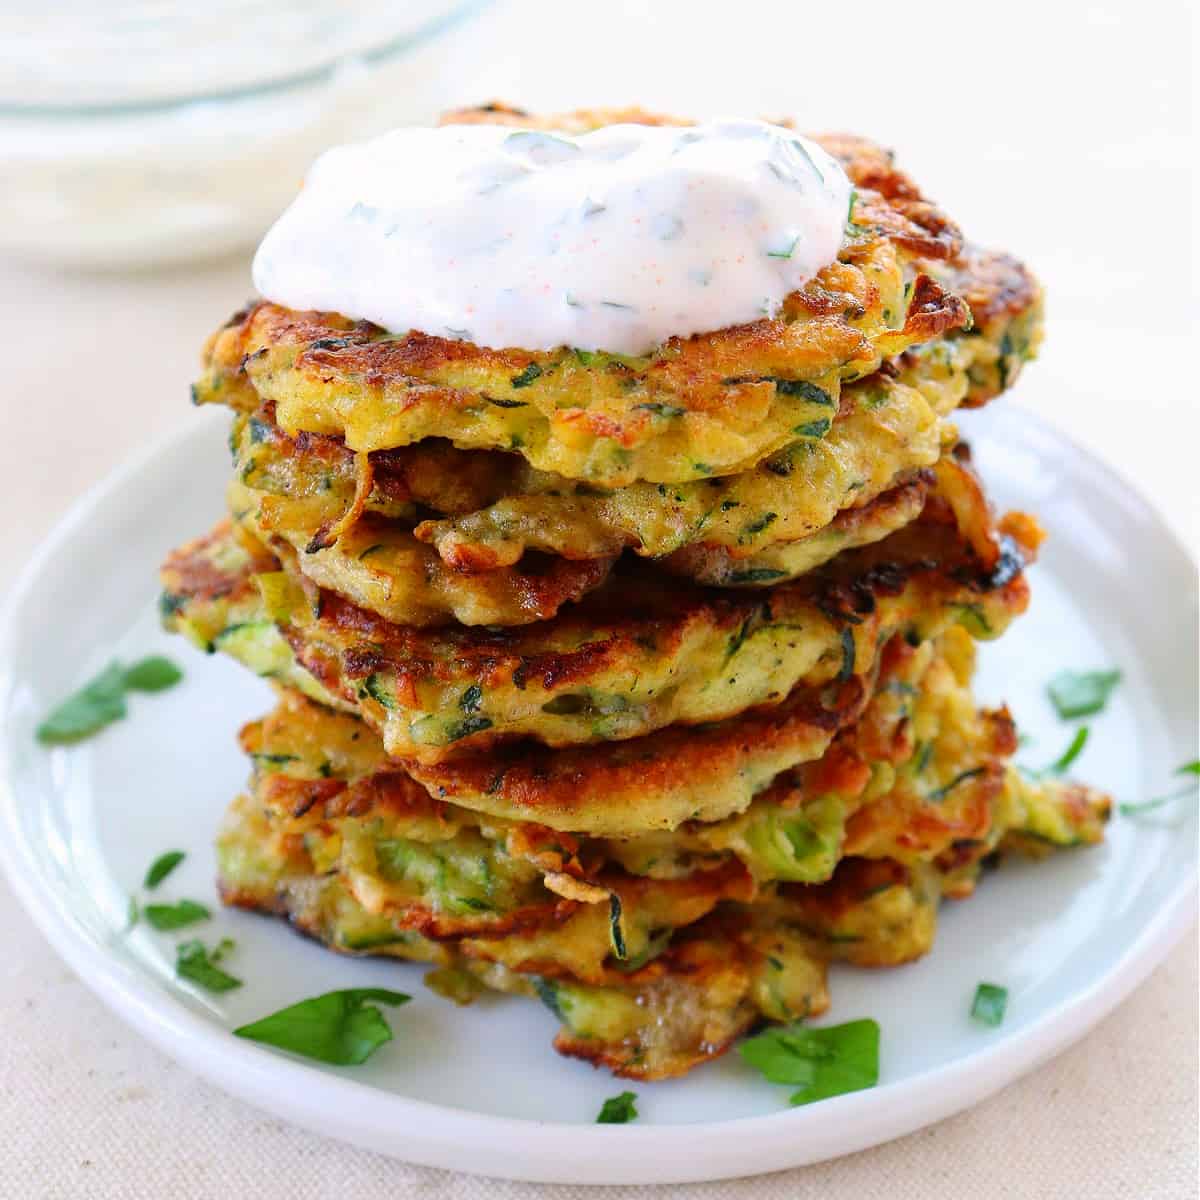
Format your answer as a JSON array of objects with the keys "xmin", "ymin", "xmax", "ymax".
[
  {"xmin": 404, "ymin": 672, "xmax": 869, "ymax": 825},
  {"xmin": 159, "ymin": 519, "xmax": 271, "ymax": 601},
  {"xmin": 935, "ymin": 245, "xmax": 1040, "ymax": 335}
]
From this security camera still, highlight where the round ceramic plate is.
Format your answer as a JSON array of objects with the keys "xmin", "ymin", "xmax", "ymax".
[{"xmin": 1, "ymin": 402, "xmax": 1196, "ymax": 1185}]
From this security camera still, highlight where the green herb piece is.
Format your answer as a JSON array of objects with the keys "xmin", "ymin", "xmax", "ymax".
[
  {"xmin": 739, "ymin": 1018, "xmax": 880, "ymax": 1106},
  {"xmin": 633, "ymin": 402, "xmax": 686, "ymax": 418},
  {"xmin": 533, "ymin": 977, "xmax": 567, "ymax": 1021},
  {"xmin": 574, "ymin": 348, "xmax": 597, "ymax": 366},
  {"xmin": 1047, "ymin": 669, "xmax": 1121, "ymax": 720},
  {"xmin": 608, "ymin": 893, "xmax": 627, "ymax": 961},
  {"xmin": 727, "ymin": 568, "xmax": 788, "ymax": 584},
  {"xmin": 837, "ymin": 628, "xmax": 856, "ymax": 683},
  {"xmin": 970, "ymin": 982, "xmax": 1008, "ymax": 1027},
  {"xmin": 144, "ymin": 850, "xmax": 186, "ymax": 889},
  {"xmin": 487, "ymin": 395, "xmax": 528, "ymax": 408},
  {"xmin": 1043, "ymin": 726, "xmax": 1090, "ymax": 776},
  {"xmin": 176, "ymin": 938, "xmax": 241, "ymax": 993},
  {"xmin": 143, "ymin": 899, "xmax": 211, "ymax": 931},
  {"xmin": 928, "ymin": 766, "xmax": 987, "ymax": 802},
  {"xmin": 510, "ymin": 364, "xmax": 543, "ymax": 389},
  {"xmin": 596, "ymin": 1091, "xmax": 639, "ymax": 1124},
  {"xmin": 742, "ymin": 512, "xmax": 778, "ymax": 539},
  {"xmin": 361, "ymin": 674, "xmax": 395, "ymax": 710},
  {"xmin": 795, "ymin": 418, "xmax": 831, "ymax": 439},
  {"xmin": 126, "ymin": 897, "xmax": 140, "ymax": 931},
  {"xmin": 122, "ymin": 656, "xmax": 184, "ymax": 692},
  {"xmin": 460, "ymin": 684, "xmax": 483, "ymax": 713},
  {"xmin": 234, "ymin": 988, "xmax": 410, "ymax": 1065},
  {"xmin": 445, "ymin": 715, "xmax": 493, "ymax": 742},
  {"xmin": 36, "ymin": 656, "xmax": 183, "ymax": 744},
  {"xmin": 35, "ymin": 663, "xmax": 127, "ymax": 744},
  {"xmin": 1118, "ymin": 760, "xmax": 1200, "ymax": 816},
  {"xmin": 766, "ymin": 235, "xmax": 800, "ymax": 260},
  {"xmin": 772, "ymin": 379, "xmax": 833, "ymax": 405}
]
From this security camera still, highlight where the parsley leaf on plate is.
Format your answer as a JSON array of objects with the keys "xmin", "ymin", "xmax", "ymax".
[
  {"xmin": 1043, "ymin": 726, "xmax": 1090, "ymax": 776},
  {"xmin": 35, "ymin": 662, "xmax": 128, "ymax": 744},
  {"xmin": 143, "ymin": 899, "xmax": 211, "ymax": 931},
  {"xmin": 144, "ymin": 850, "xmax": 186, "ymax": 889},
  {"xmin": 971, "ymin": 983, "xmax": 1008, "ymax": 1027},
  {"xmin": 176, "ymin": 938, "xmax": 241, "ymax": 993},
  {"xmin": 596, "ymin": 1091, "xmax": 638, "ymax": 1124},
  {"xmin": 36, "ymin": 656, "xmax": 183, "ymax": 744},
  {"xmin": 1119, "ymin": 760, "xmax": 1200, "ymax": 816},
  {"xmin": 233, "ymin": 988, "xmax": 411, "ymax": 1065},
  {"xmin": 1047, "ymin": 670, "xmax": 1120, "ymax": 720},
  {"xmin": 739, "ymin": 1019, "xmax": 880, "ymax": 1106},
  {"xmin": 122, "ymin": 656, "xmax": 184, "ymax": 692}
]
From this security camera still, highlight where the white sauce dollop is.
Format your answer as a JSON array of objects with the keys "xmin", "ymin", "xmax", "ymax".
[{"xmin": 253, "ymin": 119, "xmax": 852, "ymax": 356}]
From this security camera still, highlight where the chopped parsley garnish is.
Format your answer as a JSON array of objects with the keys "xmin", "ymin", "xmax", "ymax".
[
  {"xmin": 122, "ymin": 657, "xmax": 184, "ymax": 692},
  {"xmin": 740, "ymin": 1019, "xmax": 880, "ymax": 1106},
  {"xmin": 608, "ymin": 893, "xmax": 628, "ymax": 961},
  {"xmin": 234, "ymin": 988, "xmax": 410, "ymax": 1065},
  {"xmin": 444, "ymin": 715, "xmax": 493, "ymax": 742},
  {"xmin": 143, "ymin": 899, "xmax": 211, "ymax": 931},
  {"xmin": 970, "ymin": 983, "xmax": 1008, "ymax": 1027},
  {"xmin": 1118, "ymin": 760, "xmax": 1200, "ymax": 816},
  {"xmin": 766, "ymin": 234, "xmax": 801, "ymax": 260},
  {"xmin": 928, "ymin": 766, "xmax": 987, "ymax": 802},
  {"xmin": 35, "ymin": 656, "xmax": 184, "ymax": 745},
  {"xmin": 773, "ymin": 379, "xmax": 833, "ymax": 405},
  {"xmin": 509, "ymin": 363, "xmax": 543, "ymax": 389},
  {"xmin": 144, "ymin": 850, "xmax": 186, "ymax": 890},
  {"xmin": 837, "ymin": 628, "xmax": 856, "ymax": 683},
  {"xmin": 176, "ymin": 938, "xmax": 241, "ymax": 993},
  {"xmin": 1043, "ymin": 726, "xmax": 1090, "ymax": 776},
  {"xmin": 596, "ymin": 1091, "xmax": 639, "ymax": 1124},
  {"xmin": 1047, "ymin": 669, "xmax": 1121, "ymax": 720},
  {"xmin": 795, "ymin": 418, "xmax": 831, "ymax": 439},
  {"xmin": 727, "ymin": 568, "xmax": 788, "ymax": 584}
]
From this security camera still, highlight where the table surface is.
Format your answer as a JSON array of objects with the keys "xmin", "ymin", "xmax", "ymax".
[{"xmin": 2, "ymin": 0, "xmax": 1196, "ymax": 1195}]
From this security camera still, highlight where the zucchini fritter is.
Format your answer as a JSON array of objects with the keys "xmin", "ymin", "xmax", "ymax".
[
  {"xmin": 162, "ymin": 472, "xmax": 1037, "ymax": 768},
  {"xmin": 196, "ymin": 110, "xmax": 972, "ymax": 487},
  {"xmin": 218, "ymin": 741, "xmax": 1107, "ymax": 1080},
  {"xmin": 228, "ymin": 370, "xmax": 947, "ymax": 583}
]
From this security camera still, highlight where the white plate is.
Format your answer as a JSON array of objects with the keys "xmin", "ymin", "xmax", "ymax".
[{"xmin": 1, "ymin": 403, "xmax": 1196, "ymax": 1185}]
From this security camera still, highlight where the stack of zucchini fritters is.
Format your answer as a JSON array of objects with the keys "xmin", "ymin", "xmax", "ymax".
[{"xmin": 161, "ymin": 107, "xmax": 1109, "ymax": 1080}]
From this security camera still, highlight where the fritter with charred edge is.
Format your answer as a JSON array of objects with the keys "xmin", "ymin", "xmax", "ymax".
[
  {"xmin": 215, "ymin": 239, "xmax": 1036, "ymax": 586},
  {"xmin": 227, "ymin": 479, "xmax": 617, "ymax": 629},
  {"xmin": 229, "ymin": 370, "xmax": 946, "ymax": 582},
  {"xmin": 161, "ymin": 469, "xmax": 1039, "ymax": 768},
  {"xmin": 196, "ymin": 109, "xmax": 970, "ymax": 487},
  {"xmin": 218, "ymin": 787, "xmax": 1107, "ymax": 1080},
  {"xmin": 223, "ymin": 627, "xmax": 1102, "ymax": 923}
]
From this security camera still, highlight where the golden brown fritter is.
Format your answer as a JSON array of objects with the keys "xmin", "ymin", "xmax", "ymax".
[
  {"xmin": 195, "ymin": 108, "xmax": 972, "ymax": 486},
  {"xmin": 161, "ymin": 468, "xmax": 1039, "ymax": 767}
]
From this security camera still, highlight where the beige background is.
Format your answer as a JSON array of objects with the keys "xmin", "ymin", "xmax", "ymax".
[{"xmin": 2, "ymin": 0, "xmax": 1197, "ymax": 1194}]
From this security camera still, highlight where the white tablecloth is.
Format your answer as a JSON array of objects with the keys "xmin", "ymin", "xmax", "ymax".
[{"xmin": 2, "ymin": 0, "xmax": 1196, "ymax": 1193}]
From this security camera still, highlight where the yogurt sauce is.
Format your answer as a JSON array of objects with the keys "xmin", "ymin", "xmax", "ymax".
[{"xmin": 253, "ymin": 119, "xmax": 853, "ymax": 356}]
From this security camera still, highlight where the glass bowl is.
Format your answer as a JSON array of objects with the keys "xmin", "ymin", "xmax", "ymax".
[{"xmin": 0, "ymin": 0, "xmax": 493, "ymax": 268}]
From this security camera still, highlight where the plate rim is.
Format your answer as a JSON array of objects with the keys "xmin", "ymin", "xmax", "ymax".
[{"xmin": 1, "ymin": 407, "xmax": 1197, "ymax": 1186}]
